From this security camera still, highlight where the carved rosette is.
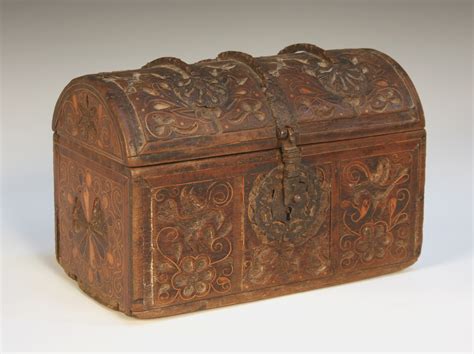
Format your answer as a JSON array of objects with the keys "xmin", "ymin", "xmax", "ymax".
[
  {"xmin": 56, "ymin": 154, "xmax": 125, "ymax": 306},
  {"xmin": 339, "ymin": 153, "xmax": 413, "ymax": 270},
  {"xmin": 72, "ymin": 196, "xmax": 108, "ymax": 271},
  {"xmin": 244, "ymin": 165, "xmax": 331, "ymax": 289},
  {"xmin": 151, "ymin": 181, "xmax": 235, "ymax": 305},
  {"xmin": 316, "ymin": 55, "xmax": 369, "ymax": 98}
]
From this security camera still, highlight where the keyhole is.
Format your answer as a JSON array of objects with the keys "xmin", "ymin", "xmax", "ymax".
[{"xmin": 286, "ymin": 206, "xmax": 293, "ymax": 221}]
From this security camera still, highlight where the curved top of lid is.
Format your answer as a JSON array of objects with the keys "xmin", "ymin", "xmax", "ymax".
[{"xmin": 52, "ymin": 43, "xmax": 424, "ymax": 167}]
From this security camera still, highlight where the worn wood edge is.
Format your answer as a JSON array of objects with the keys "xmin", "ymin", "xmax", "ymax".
[
  {"xmin": 54, "ymin": 142, "xmax": 133, "ymax": 315},
  {"xmin": 130, "ymin": 257, "xmax": 419, "ymax": 319},
  {"xmin": 367, "ymin": 48, "xmax": 425, "ymax": 128},
  {"xmin": 56, "ymin": 255, "xmax": 418, "ymax": 319},
  {"xmin": 58, "ymin": 262, "xmax": 123, "ymax": 313},
  {"xmin": 131, "ymin": 129, "xmax": 426, "ymax": 179},
  {"xmin": 414, "ymin": 134, "xmax": 426, "ymax": 257}
]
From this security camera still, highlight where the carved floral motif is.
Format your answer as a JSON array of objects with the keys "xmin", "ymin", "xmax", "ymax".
[
  {"xmin": 339, "ymin": 153, "xmax": 412, "ymax": 269},
  {"xmin": 229, "ymin": 99, "xmax": 266, "ymax": 124},
  {"xmin": 151, "ymin": 181, "xmax": 235, "ymax": 304},
  {"xmin": 172, "ymin": 255, "xmax": 216, "ymax": 300},
  {"xmin": 368, "ymin": 87, "xmax": 403, "ymax": 113},
  {"xmin": 354, "ymin": 221, "xmax": 393, "ymax": 262},
  {"xmin": 102, "ymin": 62, "xmax": 271, "ymax": 141},
  {"xmin": 169, "ymin": 68, "xmax": 229, "ymax": 108},
  {"xmin": 72, "ymin": 196, "xmax": 108, "ymax": 270},
  {"xmin": 261, "ymin": 50, "xmax": 409, "ymax": 121},
  {"xmin": 57, "ymin": 154, "xmax": 125, "ymax": 304},
  {"xmin": 316, "ymin": 56, "xmax": 369, "ymax": 98},
  {"xmin": 244, "ymin": 165, "xmax": 331, "ymax": 289},
  {"xmin": 57, "ymin": 90, "xmax": 122, "ymax": 158}
]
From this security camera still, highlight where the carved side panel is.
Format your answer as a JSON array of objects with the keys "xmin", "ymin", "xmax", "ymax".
[
  {"xmin": 150, "ymin": 180, "xmax": 237, "ymax": 306},
  {"xmin": 56, "ymin": 152, "xmax": 126, "ymax": 308},
  {"xmin": 243, "ymin": 163, "xmax": 331, "ymax": 290},
  {"xmin": 338, "ymin": 152, "xmax": 414, "ymax": 271},
  {"xmin": 56, "ymin": 89, "xmax": 123, "ymax": 159}
]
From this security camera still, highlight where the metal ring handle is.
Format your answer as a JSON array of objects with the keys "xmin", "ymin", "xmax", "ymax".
[
  {"xmin": 278, "ymin": 43, "xmax": 332, "ymax": 63},
  {"xmin": 141, "ymin": 56, "xmax": 191, "ymax": 73}
]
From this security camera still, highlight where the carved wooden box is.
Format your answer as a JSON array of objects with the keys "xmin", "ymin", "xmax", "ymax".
[{"xmin": 53, "ymin": 43, "xmax": 425, "ymax": 318}]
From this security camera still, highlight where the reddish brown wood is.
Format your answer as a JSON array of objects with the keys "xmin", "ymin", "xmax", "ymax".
[{"xmin": 53, "ymin": 43, "xmax": 426, "ymax": 318}]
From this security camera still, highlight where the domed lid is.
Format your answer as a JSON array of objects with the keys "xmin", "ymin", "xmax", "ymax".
[{"xmin": 53, "ymin": 43, "xmax": 424, "ymax": 167}]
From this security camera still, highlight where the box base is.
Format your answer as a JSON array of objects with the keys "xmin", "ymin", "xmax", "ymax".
[{"xmin": 59, "ymin": 256, "xmax": 419, "ymax": 319}]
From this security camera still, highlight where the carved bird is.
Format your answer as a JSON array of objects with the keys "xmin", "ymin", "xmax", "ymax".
[
  {"xmin": 156, "ymin": 186, "xmax": 232, "ymax": 255},
  {"xmin": 351, "ymin": 158, "xmax": 408, "ymax": 220}
]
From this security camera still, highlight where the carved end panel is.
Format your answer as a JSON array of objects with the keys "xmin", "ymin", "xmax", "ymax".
[
  {"xmin": 55, "ymin": 151, "xmax": 127, "ymax": 310},
  {"xmin": 243, "ymin": 163, "xmax": 332, "ymax": 290},
  {"xmin": 338, "ymin": 152, "xmax": 415, "ymax": 271},
  {"xmin": 149, "ymin": 180, "xmax": 238, "ymax": 306},
  {"xmin": 55, "ymin": 88, "xmax": 123, "ymax": 160}
]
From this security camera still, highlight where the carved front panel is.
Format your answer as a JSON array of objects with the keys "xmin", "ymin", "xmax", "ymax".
[
  {"xmin": 133, "ymin": 142, "xmax": 423, "ymax": 314},
  {"xmin": 56, "ymin": 152, "xmax": 126, "ymax": 307},
  {"xmin": 150, "ymin": 180, "xmax": 237, "ymax": 306},
  {"xmin": 338, "ymin": 152, "xmax": 414, "ymax": 271},
  {"xmin": 243, "ymin": 163, "xmax": 331, "ymax": 290}
]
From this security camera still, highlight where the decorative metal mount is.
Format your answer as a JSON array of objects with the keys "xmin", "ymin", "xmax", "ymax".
[
  {"xmin": 277, "ymin": 126, "xmax": 301, "ymax": 209},
  {"xmin": 217, "ymin": 48, "xmax": 328, "ymax": 243}
]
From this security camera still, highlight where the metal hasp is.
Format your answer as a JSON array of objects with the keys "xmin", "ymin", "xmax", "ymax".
[{"xmin": 277, "ymin": 126, "xmax": 302, "ymax": 212}]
